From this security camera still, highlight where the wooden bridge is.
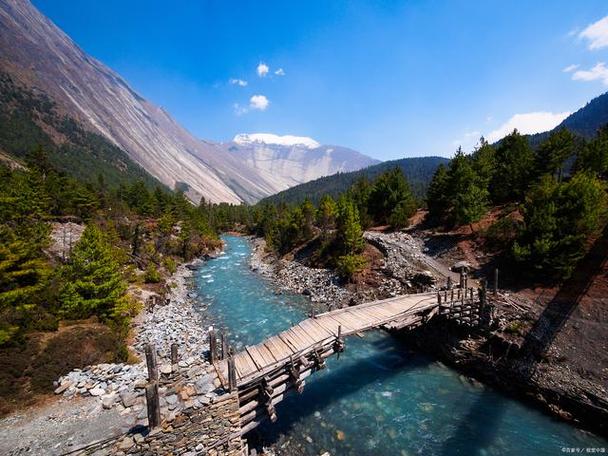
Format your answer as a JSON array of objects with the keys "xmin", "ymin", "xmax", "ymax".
[{"xmin": 210, "ymin": 284, "xmax": 491, "ymax": 435}]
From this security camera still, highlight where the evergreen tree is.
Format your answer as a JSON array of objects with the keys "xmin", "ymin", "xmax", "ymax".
[
  {"xmin": 448, "ymin": 150, "xmax": 489, "ymax": 228},
  {"xmin": 335, "ymin": 196, "xmax": 366, "ymax": 280},
  {"xmin": 336, "ymin": 196, "xmax": 364, "ymax": 254},
  {"xmin": 574, "ymin": 125, "xmax": 608, "ymax": 178},
  {"xmin": 471, "ymin": 137, "xmax": 496, "ymax": 188},
  {"xmin": 534, "ymin": 128, "xmax": 575, "ymax": 181},
  {"xmin": 348, "ymin": 177, "xmax": 373, "ymax": 229},
  {"xmin": 513, "ymin": 172, "xmax": 607, "ymax": 279},
  {"xmin": 490, "ymin": 129, "xmax": 535, "ymax": 203},
  {"xmin": 0, "ymin": 227, "xmax": 51, "ymax": 345},
  {"xmin": 59, "ymin": 225, "xmax": 127, "ymax": 320},
  {"xmin": 368, "ymin": 168, "xmax": 417, "ymax": 226},
  {"xmin": 426, "ymin": 164, "xmax": 450, "ymax": 225},
  {"xmin": 317, "ymin": 195, "xmax": 337, "ymax": 236}
]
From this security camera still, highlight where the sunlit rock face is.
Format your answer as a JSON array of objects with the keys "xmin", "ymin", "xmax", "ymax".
[
  {"xmin": 0, "ymin": 1, "xmax": 378, "ymax": 203},
  {"xmin": 224, "ymin": 133, "xmax": 380, "ymax": 195}
]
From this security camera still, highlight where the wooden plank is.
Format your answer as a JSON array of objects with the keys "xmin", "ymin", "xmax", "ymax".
[
  {"xmin": 294, "ymin": 323, "xmax": 320, "ymax": 346},
  {"xmin": 284, "ymin": 328, "xmax": 310, "ymax": 351},
  {"xmin": 245, "ymin": 346, "xmax": 265, "ymax": 371},
  {"xmin": 234, "ymin": 353, "xmax": 257, "ymax": 378},
  {"xmin": 258, "ymin": 343, "xmax": 279, "ymax": 365},
  {"xmin": 277, "ymin": 331, "xmax": 300, "ymax": 353},
  {"xmin": 301, "ymin": 319, "xmax": 333, "ymax": 340},
  {"xmin": 336, "ymin": 311, "xmax": 368, "ymax": 331},
  {"xmin": 264, "ymin": 335, "xmax": 293, "ymax": 360},
  {"xmin": 312, "ymin": 317, "xmax": 342, "ymax": 336},
  {"xmin": 325, "ymin": 314, "xmax": 357, "ymax": 333}
]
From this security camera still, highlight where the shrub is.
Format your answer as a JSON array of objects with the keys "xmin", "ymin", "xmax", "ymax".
[
  {"xmin": 144, "ymin": 263, "xmax": 162, "ymax": 283},
  {"xmin": 336, "ymin": 254, "xmax": 367, "ymax": 281}
]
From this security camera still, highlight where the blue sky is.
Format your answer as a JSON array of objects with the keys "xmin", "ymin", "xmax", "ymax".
[{"xmin": 33, "ymin": 0, "xmax": 608, "ymax": 160}]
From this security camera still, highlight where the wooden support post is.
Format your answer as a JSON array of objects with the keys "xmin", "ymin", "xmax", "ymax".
[
  {"xmin": 145, "ymin": 343, "xmax": 158, "ymax": 382},
  {"xmin": 209, "ymin": 326, "xmax": 217, "ymax": 363},
  {"xmin": 228, "ymin": 349, "xmax": 237, "ymax": 392},
  {"xmin": 494, "ymin": 268, "xmax": 499, "ymax": 296},
  {"xmin": 447, "ymin": 276, "xmax": 452, "ymax": 289},
  {"xmin": 459, "ymin": 270, "xmax": 464, "ymax": 289},
  {"xmin": 437, "ymin": 292, "xmax": 442, "ymax": 305},
  {"xmin": 221, "ymin": 333, "xmax": 227, "ymax": 361},
  {"xmin": 310, "ymin": 305, "xmax": 316, "ymax": 319},
  {"xmin": 170, "ymin": 343, "xmax": 178, "ymax": 366},
  {"xmin": 145, "ymin": 382, "xmax": 161, "ymax": 429}
]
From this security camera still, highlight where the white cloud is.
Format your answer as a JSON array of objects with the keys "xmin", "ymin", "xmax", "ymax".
[
  {"xmin": 562, "ymin": 64, "xmax": 579, "ymax": 73},
  {"xmin": 249, "ymin": 94, "xmax": 269, "ymax": 111},
  {"xmin": 451, "ymin": 131, "xmax": 481, "ymax": 151},
  {"xmin": 257, "ymin": 62, "xmax": 269, "ymax": 77},
  {"xmin": 233, "ymin": 95, "xmax": 270, "ymax": 115},
  {"xmin": 229, "ymin": 78, "xmax": 248, "ymax": 87},
  {"xmin": 579, "ymin": 16, "xmax": 608, "ymax": 50},
  {"xmin": 274, "ymin": 68, "xmax": 285, "ymax": 76},
  {"xmin": 572, "ymin": 62, "xmax": 608, "ymax": 85},
  {"xmin": 486, "ymin": 112, "xmax": 571, "ymax": 143}
]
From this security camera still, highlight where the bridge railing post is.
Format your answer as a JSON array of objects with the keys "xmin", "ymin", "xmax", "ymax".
[
  {"xmin": 145, "ymin": 343, "xmax": 158, "ymax": 382},
  {"xmin": 220, "ymin": 332, "xmax": 227, "ymax": 361},
  {"xmin": 209, "ymin": 326, "xmax": 217, "ymax": 363},
  {"xmin": 170, "ymin": 343, "xmax": 178, "ymax": 366},
  {"xmin": 228, "ymin": 347, "xmax": 237, "ymax": 392}
]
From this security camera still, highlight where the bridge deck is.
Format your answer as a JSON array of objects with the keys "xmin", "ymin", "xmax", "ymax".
[{"xmin": 217, "ymin": 292, "xmax": 438, "ymax": 387}]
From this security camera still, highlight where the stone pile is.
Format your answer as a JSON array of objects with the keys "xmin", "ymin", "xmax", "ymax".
[{"xmin": 54, "ymin": 261, "xmax": 216, "ymax": 420}]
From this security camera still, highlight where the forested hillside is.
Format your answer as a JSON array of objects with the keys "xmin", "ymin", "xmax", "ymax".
[
  {"xmin": 261, "ymin": 156, "xmax": 449, "ymax": 206},
  {"xmin": 0, "ymin": 73, "xmax": 161, "ymax": 190}
]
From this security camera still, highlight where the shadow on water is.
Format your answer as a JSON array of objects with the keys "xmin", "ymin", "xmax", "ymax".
[
  {"xmin": 251, "ymin": 335, "xmax": 432, "ymax": 446},
  {"xmin": 440, "ymin": 224, "xmax": 608, "ymax": 453},
  {"xmin": 439, "ymin": 389, "xmax": 507, "ymax": 456}
]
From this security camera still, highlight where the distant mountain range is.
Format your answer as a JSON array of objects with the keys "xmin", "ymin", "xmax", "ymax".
[
  {"xmin": 263, "ymin": 91, "xmax": 608, "ymax": 205},
  {"xmin": 261, "ymin": 156, "xmax": 450, "ymax": 206},
  {"xmin": 2, "ymin": 0, "xmax": 608, "ymax": 206},
  {"xmin": 0, "ymin": 0, "xmax": 377, "ymax": 203}
]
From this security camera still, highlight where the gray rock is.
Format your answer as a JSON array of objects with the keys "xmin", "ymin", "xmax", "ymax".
[
  {"xmin": 101, "ymin": 393, "xmax": 117, "ymax": 409},
  {"xmin": 89, "ymin": 387, "xmax": 105, "ymax": 397}
]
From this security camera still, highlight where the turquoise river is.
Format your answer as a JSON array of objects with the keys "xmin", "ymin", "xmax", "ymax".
[{"xmin": 194, "ymin": 235, "xmax": 606, "ymax": 455}]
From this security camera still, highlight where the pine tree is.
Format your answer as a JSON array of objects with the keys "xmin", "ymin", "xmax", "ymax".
[
  {"xmin": 317, "ymin": 195, "xmax": 337, "ymax": 236},
  {"xmin": 59, "ymin": 225, "xmax": 127, "ymax": 320},
  {"xmin": 471, "ymin": 137, "xmax": 496, "ymax": 188},
  {"xmin": 491, "ymin": 129, "xmax": 535, "ymax": 203},
  {"xmin": 368, "ymin": 168, "xmax": 417, "ymax": 226},
  {"xmin": 0, "ymin": 227, "xmax": 51, "ymax": 345},
  {"xmin": 535, "ymin": 128, "xmax": 575, "ymax": 181},
  {"xmin": 448, "ymin": 150, "xmax": 489, "ymax": 228},
  {"xmin": 513, "ymin": 172, "xmax": 607, "ymax": 279},
  {"xmin": 574, "ymin": 125, "xmax": 608, "ymax": 179},
  {"xmin": 426, "ymin": 164, "xmax": 450, "ymax": 225},
  {"xmin": 336, "ymin": 196, "xmax": 364, "ymax": 254}
]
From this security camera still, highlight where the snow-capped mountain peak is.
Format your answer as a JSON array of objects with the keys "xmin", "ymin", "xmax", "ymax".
[{"xmin": 233, "ymin": 133, "xmax": 321, "ymax": 149}]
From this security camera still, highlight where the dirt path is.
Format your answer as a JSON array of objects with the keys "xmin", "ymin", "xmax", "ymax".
[{"xmin": 0, "ymin": 396, "xmax": 132, "ymax": 455}]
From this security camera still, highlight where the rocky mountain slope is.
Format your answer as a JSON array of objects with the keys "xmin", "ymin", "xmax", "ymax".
[
  {"xmin": 223, "ymin": 133, "xmax": 379, "ymax": 192},
  {"xmin": 0, "ymin": 0, "xmax": 378, "ymax": 204}
]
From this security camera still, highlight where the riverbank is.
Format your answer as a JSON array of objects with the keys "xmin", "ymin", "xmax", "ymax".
[
  {"xmin": 248, "ymin": 231, "xmax": 608, "ymax": 440},
  {"xmin": 0, "ymin": 258, "xmax": 220, "ymax": 455}
]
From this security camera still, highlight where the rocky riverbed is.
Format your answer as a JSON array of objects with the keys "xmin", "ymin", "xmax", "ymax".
[
  {"xmin": 249, "ymin": 231, "xmax": 460, "ymax": 310},
  {"xmin": 0, "ymin": 260, "xmax": 221, "ymax": 455}
]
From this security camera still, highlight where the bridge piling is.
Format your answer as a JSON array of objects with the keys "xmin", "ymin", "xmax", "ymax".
[
  {"xmin": 170, "ymin": 343, "xmax": 178, "ymax": 366},
  {"xmin": 209, "ymin": 326, "xmax": 218, "ymax": 363},
  {"xmin": 145, "ymin": 343, "xmax": 158, "ymax": 382}
]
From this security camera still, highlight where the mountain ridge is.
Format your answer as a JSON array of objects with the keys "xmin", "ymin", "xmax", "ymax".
[{"xmin": 0, "ymin": 0, "xmax": 378, "ymax": 204}]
